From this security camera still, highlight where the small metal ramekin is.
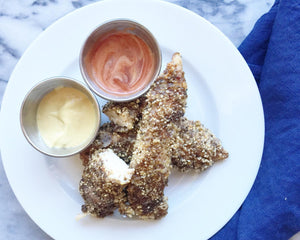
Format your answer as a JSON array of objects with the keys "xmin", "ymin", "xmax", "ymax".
[
  {"xmin": 20, "ymin": 77, "xmax": 101, "ymax": 157},
  {"xmin": 79, "ymin": 19, "xmax": 162, "ymax": 102}
]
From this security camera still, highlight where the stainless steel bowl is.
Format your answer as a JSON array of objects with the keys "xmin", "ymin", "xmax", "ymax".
[
  {"xmin": 80, "ymin": 19, "xmax": 162, "ymax": 102},
  {"xmin": 20, "ymin": 77, "xmax": 101, "ymax": 157}
]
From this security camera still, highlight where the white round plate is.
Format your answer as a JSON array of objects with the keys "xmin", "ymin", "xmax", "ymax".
[{"xmin": 0, "ymin": 0, "xmax": 264, "ymax": 239}]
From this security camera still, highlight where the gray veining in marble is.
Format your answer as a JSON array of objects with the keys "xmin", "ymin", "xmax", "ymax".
[{"xmin": 0, "ymin": 0, "xmax": 274, "ymax": 239}]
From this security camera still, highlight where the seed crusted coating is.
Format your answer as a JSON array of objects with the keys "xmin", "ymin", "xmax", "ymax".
[
  {"xmin": 78, "ymin": 52, "xmax": 229, "ymax": 220},
  {"xmin": 80, "ymin": 122, "xmax": 137, "ymax": 165},
  {"xmin": 171, "ymin": 118, "xmax": 229, "ymax": 172},
  {"xmin": 102, "ymin": 97, "xmax": 146, "ymax": 130},
  {"xmin": 102, "ymin": 102, "xmax": 228, "ymax": 173},
  {"xmin": 118, "ymin": 52, "xmax": 187, "ymax": 219},
  {"xmin": 79, "ymin": 149, "xmax": 129, "ymax": 218}
]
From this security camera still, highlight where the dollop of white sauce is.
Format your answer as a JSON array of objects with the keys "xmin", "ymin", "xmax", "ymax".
[
  {"xmin": 98, "ymin": 149, "xmax": 134, "ymax": 184},
  {"xmin": 36, "ymin": 87, "xmax": 97, "ymax": 148}
]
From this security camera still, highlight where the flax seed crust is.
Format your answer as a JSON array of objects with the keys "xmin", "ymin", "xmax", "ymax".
[
  {"xmin": 78, "ymin": 52, "xmax": 229, "ymax": 220},
  {"xmin": 79, "ymin": 150, "xmax": 128, "ymax": 218},
  {"xmin": 101, "ymin": 105, "xmax": 228, "ymax": 173},
  {"xmin": 102, "ymin": 97, "xmax": 146, "ymax": 131},
  {"xmin": 118, "ymin": 53, "xmax": 187, "ymax": 219},
  {"xmin": 80, "ymin": 122, "xmax": 137, "ymax": 166},
  {"xmin": 171, "ymin": 118, "xmax": 229, "ymax": 172}
]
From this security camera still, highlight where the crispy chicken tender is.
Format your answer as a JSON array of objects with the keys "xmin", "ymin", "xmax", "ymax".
[
  {"xmin": 171, "ymin": 118, "xmax": 229, "ymax": 172},
  {"xmin": 79, "ymin": 149, "xmax": 134, "ymax": 218},
  {"xmin": 118, "ymin": 53, "xmax": 187, "ymax": 219}
]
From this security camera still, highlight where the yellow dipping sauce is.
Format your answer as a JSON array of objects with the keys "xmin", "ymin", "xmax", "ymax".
[{"xmin": 36, "ymin": 87, "xmax": 97, "ymax": 148}]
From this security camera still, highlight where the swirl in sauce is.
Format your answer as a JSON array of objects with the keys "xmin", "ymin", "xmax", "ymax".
[{"xmin": 85, "ymin": 31, "xmax": 155, "ymax": 96}]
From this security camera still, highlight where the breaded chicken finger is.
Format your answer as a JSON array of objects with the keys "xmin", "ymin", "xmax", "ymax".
[
  {"xmin": 119, "ymin": 53, "xmax": 187, "ymax": 219},
  {"xmin": 79, "ymin": 149, "xmax": 134, "ymax": 218}
]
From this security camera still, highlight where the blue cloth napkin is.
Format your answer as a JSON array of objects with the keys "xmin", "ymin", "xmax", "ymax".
[{"xmin": 211, "ymin": 0, "xmax": 300, "ymax": 239}]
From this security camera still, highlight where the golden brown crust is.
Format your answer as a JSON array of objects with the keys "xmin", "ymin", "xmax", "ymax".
[{"xmin": 118, "ymin": 53, "xmax": 187, "ymax": 219}]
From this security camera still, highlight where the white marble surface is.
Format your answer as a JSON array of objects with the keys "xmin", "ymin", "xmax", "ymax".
[{"xmin": 0, "ymin": 0, "xmax": 274, "ymax": 239}]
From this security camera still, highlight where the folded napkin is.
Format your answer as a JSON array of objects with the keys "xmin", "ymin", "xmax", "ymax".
[{"xmin": 211, "ymin": 0, "xmax": 300, "ymax": 239}]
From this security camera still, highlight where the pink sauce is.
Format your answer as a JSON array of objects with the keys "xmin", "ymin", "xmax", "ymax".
[{"xmin": 85, "ymin": 31, "xmax": 155, "ymax": 96}]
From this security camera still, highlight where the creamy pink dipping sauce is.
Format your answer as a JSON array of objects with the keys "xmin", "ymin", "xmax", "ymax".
[{"xmin": 85, "ymin": 31, "xmax": 156, "ymax": 96}]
